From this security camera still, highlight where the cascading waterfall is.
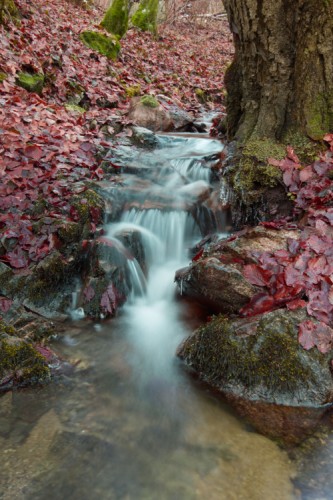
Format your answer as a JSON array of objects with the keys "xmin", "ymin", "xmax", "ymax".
[{"xmin": 102, "ymin": 132, "xmax": 225, "ymax": 383}]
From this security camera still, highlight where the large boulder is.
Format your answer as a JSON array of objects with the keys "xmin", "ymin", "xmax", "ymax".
[
  {"xmin": 175, "ymin": 226, "xmax": 300, "ymax": 313},
  {"xmin": 177, "ymin": 308, "xmax": 333, "ymax": 442}
]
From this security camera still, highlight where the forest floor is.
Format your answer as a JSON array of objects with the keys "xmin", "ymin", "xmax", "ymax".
[{"xmin": 0, "ymin": 0, "xmax": 233, "ymax": 278}]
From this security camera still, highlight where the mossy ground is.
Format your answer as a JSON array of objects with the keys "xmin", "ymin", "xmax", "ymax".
[
  {"xmin": 80, "ymin": 31, "xmax": 120, "ymax": 60},
  {"xmin": 131, "ymin": 0, "xmax": 159, "ymax": 34},
  {"xmin": 100, "ymin": 0, "xmax": 128, "ymax": 39},
  {"xmin": 15, "ymin": 72, "xmax": 44, "ymax": 95}
]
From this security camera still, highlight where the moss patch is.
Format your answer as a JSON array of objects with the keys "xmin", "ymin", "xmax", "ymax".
[
  {"xmin": 180, "ymin": 310, "xmax": 318, "ymax": 395},
  {"xmin": 125, "ymin": 84, "xmax": 141, "ymax": 97},
  {"xmin": 65, "ymin": 103, "xmax": 86, "ymax": 114},
  {"xmin": 230, "ymin": 139, "xmax": 285, "ymax": 201},
  {"xmin": 15, "ymin": 72, "xmax": 44, "ymax": 95},
  {"xmin": 0, "ymin": 0, "xmax": 19, "ymax": 24},
  {"xmin": 100, "ymin": 0, "xmax": 129, "ymax": 39},
  {"xmin": 140, "ymin": 94, "xmax": 159, "ymax": 108},
  {"xmin": 304, "ymin": 92, "xmax": 333, "ymax": 141},
  {"xmin": 80, "ymin": 31, "xmax": 121, "ymax": 60},
  {"xmin": 131, "ymin": 0, "xmax": 159, "ymax": 33},
  {"xmin": 0, "ymin": 332, "xmax": 50, "ymax": 387},
  {"xmin": 0, "ymin": 72, "xmax": 7, "ymax": 83}
]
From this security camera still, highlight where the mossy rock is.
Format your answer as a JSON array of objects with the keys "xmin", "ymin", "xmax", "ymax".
[
  {"xmin": 0, "ymin": 331, "xmax": 50, "ymax": 389},
  {"xmin": 140, "ymin": 94, "xmax": 159, "ymax": 108},
  {"xmin": 70, "ymin": 188, "xmax": 105, "ymax": 224},
  {"xmin": 100, "ymin": 0, "xmax": 129, "ymax": 39},
  {"xmin": 131, "ymin": 0, "xmax": 159, "ymax": 33},
  {"xmin": 178, "ymin": 309, "xmax": 333, "ymax": 406},
  {"xmin": 80, "ymin": 31, "xmax": 120, "ymax": 60},
  {"xmin": 65, "ymin": 103, "xmax": 86, "ymax": 114},
  {"xmin": 15, "ymin": 72, "xmax": 44, "ymax": 95}
]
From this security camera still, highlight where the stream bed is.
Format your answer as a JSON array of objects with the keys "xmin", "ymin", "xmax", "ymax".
[{"xmin": 0, "ymin": 129, "xmax": 332, "ymax": 499}]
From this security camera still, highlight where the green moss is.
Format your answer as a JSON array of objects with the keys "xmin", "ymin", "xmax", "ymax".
[
  {"xmin": 0, "ymin": 72, "xmax": 7, "ymax": 83},
  {"xmin": 80, "ymin": 31, "xmax": 121, "ymax": 60},
  {"xmin": 0, "ymin": 327, "xmax": 50, "ymax": 386},
  {"xmin": 57, "ymin": 221, "xmax": 82, "ymax": 243},
  {"xmin": 65, "ymin": 103, "xmax": 86, "ymax": 114},
  {"xmin": 182, "ymin": 311, "xmax": 313, "ymax": 394},
  {"xmin": 131, "ymin": 0, "xmax": 159, "ymax": 33},
  {"xmin": 230, "ymin": 139, "xmax": 284, "ymax": 200},
  {"xmin": 0, "ymin": 0, "xmax": 19, "ymax": 24},
  {"xmin": 70, "ymin": 188, "xmax": 104, "ymax": 224},
  {"xmin": 195, "ymin": 88, "xmax": 207, "ymax": 103},
  {"xmin": 125, "ymin": 84, "xmax": 141, "ymax": 97},
  {"xmin": 304, "ymin": 92, "xmax": 333, "ymax": 141},
  {"xmin": 15, "ymin": 72, "xmax": 44, "ymax": 95},
  {"xmin": 140, "ymin": 94, "xmax": 159, "ymax": 108},
  {"xmin": 100, "ymin": 0, "xmax": 129, "ymax": 39},
  {"xmin": 283, "ymin": 129, "xmax": 321, "ymax": 163}
]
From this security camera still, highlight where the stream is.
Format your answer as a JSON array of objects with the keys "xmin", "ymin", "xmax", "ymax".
[{"xmin": 0, "ymin": 128, "xmax": 332, "ymax": 499}]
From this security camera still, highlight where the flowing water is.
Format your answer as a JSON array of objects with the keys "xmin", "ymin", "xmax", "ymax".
[{"xmin": 0, "ymin": 130, "xmax": 326, "ymax": 499}]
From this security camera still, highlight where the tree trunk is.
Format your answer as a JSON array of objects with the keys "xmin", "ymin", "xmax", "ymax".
[{"xmin": 223, "ymin": 0, "xmax": 333, "ymax": 142}]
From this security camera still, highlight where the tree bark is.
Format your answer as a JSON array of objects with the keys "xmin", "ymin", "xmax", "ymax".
[{"xmin": 223, "ymin": 0, "xmax": 333, "ymax": 142}]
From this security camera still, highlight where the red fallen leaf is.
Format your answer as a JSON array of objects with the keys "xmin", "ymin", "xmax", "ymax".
[
  {"xmin": 5, "ymin": 248, "xmax": 28, "ymax": 269},
  {"xmin": 286, "ymin": 145, "xmax": 300, "ymax": 164},
  {"xmin": 286, "ymin": 299, "xmax": 306, "ymax": 310},
  {"xmin": 35, "ymin": 345, "xmax": 55, "ymax": 361},
  {"xmin": 243, "ymin": 264, "xmax": 271, "ymax": 287},
  {"xmin": 299, "ymin": 165, "xmax": 314, "ymax": 183},
  {"xmin": 0, "ymin": 297, "xmax": 13, "ymax": 312},
  {"xmin": 83, "ymin": 285, "xmax": 95, "ymax": 303},
  {"xmin": 90, "ymin": 206, "xmax": 101, "ymax": 224},
  {"xmin": 24, "ymin": 145, "xmax": 43, "ymax": 161},
  {"xmin": 298, "ymin": 320, "xmax": 316, "ymax": 350},
  {"xmin": 192, "ymin": 248, "xmax": 204, "ymax": 262},
  {"xmin": 315, "ymin": 322, "xmax": 333, "ymax": 354},
  {"xmin": 240, "ymin": 293, "xmax": 276, "ymax": 317}
]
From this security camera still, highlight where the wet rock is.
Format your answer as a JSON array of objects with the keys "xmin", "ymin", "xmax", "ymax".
[
  {"xmin": 177, "ymin": 308, "xmax": 333, "ymax": 441},
  {"xmin": 176, "ymin": 257, "xmax": 256, "ymax": 314},
  {"xmin": 80, "ymin": 239, "xmax": 130, "ymax": 318},
  {"xmin": 175, "ymin": 226, "xmax": 300, "ymax": 313},
  {"xmin": 127, "ymin": 96, "xmax": 194, "ymax": 132}
]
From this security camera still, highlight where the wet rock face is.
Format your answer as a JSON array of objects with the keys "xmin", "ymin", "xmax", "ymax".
[
  {"xmin": 175, "ymin": 226, "xmax": 300, "ymax": 313},
  {"xmin": 176, "ymin": 258, "xmax": 256, "ymax": 314},
  {"xmin": 127, "ymin": 96, "xmax": 195, "ymax": 132},
  {"xmin": 177, "ymin": 308, "xmax": 333, "ymax": 408}
]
